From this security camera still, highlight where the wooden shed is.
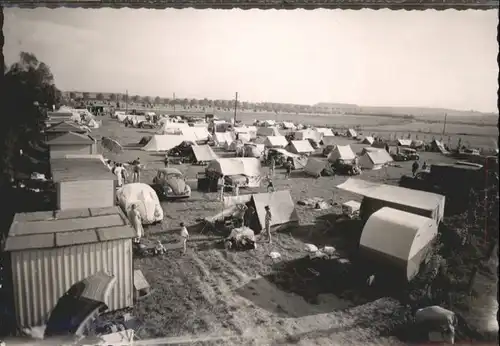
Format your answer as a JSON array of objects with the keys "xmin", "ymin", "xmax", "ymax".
[
  {"xmin": 50, "ymin": 157, "xmax": 117, "ymax": 210},
  {"xmin": 2, "ymin": 206, "xmax": 135, "ymax": 328},
  {"xmin": 44, "ymin": 121, "xmax": 88, "ymax": 142},
  {"xmin": 46, "ymin": 131, "xmax": 97, "ymax": 159}
]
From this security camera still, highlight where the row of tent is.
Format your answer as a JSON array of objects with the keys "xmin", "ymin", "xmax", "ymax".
[
  {"xmin": 47, "ymin": 106, "xmax": 101, "ymax": 129},
  {"xmin": 303, "ymin": 145, "xmax": 393, "ymax": 176}
]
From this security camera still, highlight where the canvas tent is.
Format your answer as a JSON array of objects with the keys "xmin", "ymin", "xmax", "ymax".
[
  {"xmin": 214, "ymin": 132, "xmax": 235, "ymax": 147},
  {"xmin": 264, "ymin": 136, "xmax": 289, "ymax": 148},
  {"xmin": 361, "ymin": 136, "xmax": 375, "ymax": 145},
  {"xmin": 304, "ymin": 158, "xmax": 330, "ymax": 177},
  {"xmin": 397, "ymin": 139, "xmax": 412, "ymax": 147},
  {"xmin": 294, "ymin": 129, "xmax": 322, "ymax": 142},
  {"xmin": 281, "ymin": 122, "xmax": 296, "ymax": 130},
  {"xmin": 286, "ymin": 140, "xmax": 315, "ymax": 155},
  {"xmin": 358, "ymin": 149, "xmax": 393, "ymax": 170},
  {"xmin": 271, "ymin": 148, "xmax": 308, "ymax": 170},
  {"xmin": 336, "ymin": 178, "xmax": 446, "ymax": 224},
  {"xmin": 327, "ymin": 145, "xmax": 356, "ymax": 162},
  {"xmin": 246, "ymin": 190, "xmax": 299, "ymax": 233},
  {"xmin": 360, "ymin": 207, "xmax": 438, "ymax": 281},
  {"xmin": 141, "ymin": 135, "xmax": 185, "ymax": 152},
  {"xmin": 346, "ymin": 129, "xmax": 357, "ymax": 138},
  {"xmin": 321, "ymin": 136, "xmax": 337, "ymax": 146},
  {"xmin": 192, "ymin": 145, "xmax": 218, "ymax": 162},
  {"xmin": 206, "ymin": 158, "xmax": 262, "ymax": 187},
  {"xmin": 257, "ymin": 127, "xmax": 281, "ymax": 137},
  {"xmin": 316, "ymin": 128, "xmax": 335, "ymax": 137},
  {"xmin": 430, "ymin": 140, "xmax": 449, "ymax": 154}
]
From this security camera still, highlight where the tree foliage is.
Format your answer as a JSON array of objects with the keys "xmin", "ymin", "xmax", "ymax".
[{"xmin": 0, "ymin": 52, "xmax": 61, "ymax": 181}]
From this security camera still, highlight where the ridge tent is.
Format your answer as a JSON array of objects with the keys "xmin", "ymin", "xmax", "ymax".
[
  {"xmin": 304, "ymin": 158, "xmax": 330, "ymax": 177},
  {"xmin": 360, "ymin": 147, "xmax": 381, "ymax": 155},
  {"xmin": 361, "ymin": 136, "xmax": 375, "ymax": 145},
  {"xmin": 294, "ymin": 129, "xmax": 322, "ymax": 142},
  {"xmin": 358, "ymin": 149, "xmax": 393, "ymax": 170},
  {"xmin": 397, "ymin": 139, "xmax": 412, "ymax": 147},
  {"xmin": 142, "ymin": 135, "xmax": 185, "ymax": 152},
  {"xmin": 285, "ymin": 140, "xmax": 315, "ymax": 155},
  {"xmin": 430, "ymin": 140, "xmax": 449, "ymax": 154},
  {"xmin": 281, "ymin": 122, "xmax": 296, "ymax": 130},
  {"xmin": 360, "ymin": 207, "xmax": 438, "ymax": 281},
  {"xmin": 346, "ymin": 129, "xmax": 357, "ymax": 138},
  {"xmin": 321, "ymin": 136, "xmax": 337, "ymax": 146},
  {"xmin": 243, "ymin": 143, "xmax": 265, "ymax": 158},
  {"xmin": 257, "ymin": 127, "xmax": 281, "ymax": 137},
  {"xmin": 235, "ymin": 132, "xmax": 252, "ymax": 142},
  {"xmin": 206, "ymin": 158, "xmax": 262, "ymax": 187},
  {"xmin": 327, "ymin": 145, "xmax": 356, "ymax": 162},
  {"xmin": 264, "ymin": 136, "xmax": 289, "ymax": 148},
  {"xmin": 336, "ymin": 178, "xmax": 446, "ymax": 224},
  {"xmin": 214, "ymin": 132, "xmax": 235, "ymax": 147},
  {"xmin": 316, "ymin": 128, "xmax": 335, "ymax": 137},
  {"xmin": 245, "ymin": 190, "xmax": 299, "ymax": 233},
  {"xmin": 192, "ymin": 145, "xmax": 218, "ymax": 162}
]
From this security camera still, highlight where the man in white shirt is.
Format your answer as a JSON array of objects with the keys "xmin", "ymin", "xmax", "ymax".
[
  {"xmin": 180, "ymin": 222, "xmax": 189, "ymax": 254},
  {"xmin": 217, "ymin": 175, "xmax": 225, "ymax": 201}
]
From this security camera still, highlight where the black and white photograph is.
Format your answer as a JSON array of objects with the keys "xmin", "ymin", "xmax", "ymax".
[{"xmin": 0, "ymin": 7, "xmax": 498, "ymax": 346}]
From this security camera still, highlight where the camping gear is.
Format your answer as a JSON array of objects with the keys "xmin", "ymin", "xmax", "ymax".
[
  {"xmin": 360, "ymin": 207, "xmax": 438, "ymax": 281},
  {"xmin": 415, "ymin": 306, "xmax": 456, "ymax": 344},
  {"xmin": 100, "ymin": 137, "xmax": 123, "ymax": 154},
  {"xmin": 142, "ymin": 135, "xmax": 185, "ymax": 152},
  {"xmin": 327, "ymin": 145, "xmax": 356, "ymax": 163},
  {"xmin": 358, "ymin": 149, "xmax": 393, "ymax": 170},
  {"xmin": 341, "ymin": 200, "xmax": 361, "ymax": 218},
  {"xmin": 116, "ymin": 183, "xmax": 164, "ymax": 224},
  {"xmin": 224, "ymin": 226, "xmax": 256, "ymax": 250},
  {"xmin": 206, "ymin": 158, "xmax": 262, "ymax": 188},
  {"xmin": 242, "ymin": 143, "xmax": 265, "ymax": 158},
  {"xmin": 285, "ymin": 140, "xmax": 315, "ymax": 155}
]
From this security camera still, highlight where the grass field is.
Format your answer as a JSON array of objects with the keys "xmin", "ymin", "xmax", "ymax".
[
  {"xmin": 92, "ymin": 118, "xmax": 497, "ymax": 345},
  {"xmin": 115, "ymin": 106, "xmax": 498, "ymax": 151}
]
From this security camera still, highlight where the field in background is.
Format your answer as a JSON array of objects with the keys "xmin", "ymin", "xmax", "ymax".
[{"xmin": 114, "ymin": 106, "xmax": 498, "ymax": 150}]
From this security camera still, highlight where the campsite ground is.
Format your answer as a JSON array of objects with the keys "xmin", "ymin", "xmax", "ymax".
[{"xmin": 93, "ymin": 117, "xmax": 497, "ymax": 345}]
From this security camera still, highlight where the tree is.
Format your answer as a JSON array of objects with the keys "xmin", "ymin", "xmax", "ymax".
[
  {"xmin": 182, "ymin": 98, "xmax": 189, "ymax": 108},
  {"xmin": 69, "ymin": 92, "xmax": 76, "ymax": 100},
  {"xmin": 1, "ymin": 52, "xmax": 61, "ymax": 179},
  {"xmin": 96, "ymin": 93, "xmax": 104, "ymax": 101},
  {"xmin": 154, "ymin": 96, "xmax": 161, "ymax": 105},
  {"xmin": 82, "ymin": 92, "xmax": 89, "ymax": 100},
  {"xmin": 142, "ymin": 96, "xmax": 151, "ymax": 104},
  {"xmin": 130, "ymin": 95, "xmax": 140, "ymax": 103},
  {"xmin": 110, "ymin": 94, "xmax": 117, "ymax": 102},
  {"xmin": 189, "ymin": 99, "xmax": 198, "ymax": 108}
]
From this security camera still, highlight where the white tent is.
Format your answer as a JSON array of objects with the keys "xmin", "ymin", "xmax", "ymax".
[
  {"xmin": 264, "ymin": 136, "xmax": 289, "ymax": 148},
  {"xmin": 214, "ymin": 132, "xmax": 235, "ymax": 147},
  {"xmin": 358, "ymin": 149, "xmax": 393, "ymax": 170},
  {"xmin": 206, "ymin": 158, "xmax": 262, "ymax": 187},
  {"xmin": 294, "ymin": 129, "xmax": 322, "ymax": 142},
  {"xmin": 327, "ymin": 145, "xmax": 356, "ymax": 162},
  {"xmin": 281, "ymin": 122, "xmax": 296, "ymax": 130},
  {"xmin": 316, "ymin": 128, "xmax": 335, "ymax": 137},
  {"xmin": 257, "ymin": 127, "xmax": 281, "ymax": 137},
  {"xmin": 397, "ymin": 139, "xmax": 413, "ymax": 147},
  {"xmin": 141, "ymin": 135, "xmax": 185, "ymax": 152},
  {"xmin": 360, "ymin": 207, "xmax": 438, "ymax": 281},
  {"xmin": 286, "ymin": 140, "xmax": 315, "ymax": 155},
  {"xmin": 361, "ymin": 136, "xmax": 375, "ymax": 145},
  {"xmin": 346, "ymin": 129, "xmax": 357, "ymax": 138}
]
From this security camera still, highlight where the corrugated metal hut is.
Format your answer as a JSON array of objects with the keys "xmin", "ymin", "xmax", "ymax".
[
  {"xmin": 46, "ymin": 131, "xmax": 97, "ymax": 159},
  {"xmin": 2, "ymin": 206, "xmax": 135, "ymax": 328},
  {"xmin": 50, "ymin": 158, "xmax": 117, "ymax": 210}
]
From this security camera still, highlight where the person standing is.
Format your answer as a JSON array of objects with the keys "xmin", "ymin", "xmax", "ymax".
[
  {"xmin": 128, "ymin": 204, "xmax": 143, "ymax": 244},
  {"xmin": 422, "ymin": 161, "xmax": 428, "ymax": 170},
  {"xmin": 234, "ymin": 182, "xmax": 240, "ymax": 196},
  {"xmin": 180, "ymin": 222, "xmax": 189, "ymax": 254},
  {"xmin": 412, "ymin": 160, "xmax": 420, "ymax": 177},
  {"xmin": 270, "ymin": 157, "xmax": 276, "ymax": 177},
  {"xmin": 264, "ymin": 205, "xmax": 272, "ymax": 244},
  {"xmin": 132, "ymin": 158, "xmax": 141, "ymax": 183},
  {"xmin": 164, "ymin": 155, "xmax": 170, "ymax": 168},
  {"xmin": 114, "ymin": 163, "xmax": 125, "ymax": 187},
  {"xmin": 267, "ymin": 175, "xmax": 275, "ymax": 193},
  {"xmin": 245, "ymin": 205, "xmax": 256, "ymax": 227},
  {"xmin": 284, "ymin": 160, "xmax": 292, "ymax": 179},
  {"xmin": 217, "ymin": 175, "xmax": 225, "ymax": 201}
]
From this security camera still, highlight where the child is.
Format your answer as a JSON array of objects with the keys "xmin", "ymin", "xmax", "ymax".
[
  {"xmin": 180, "ymin": 222, "xmax": 189, "ymax": 254},
  {"xmin": 154, "ymin": 240, "xmax": 166, "ymax": 255}
]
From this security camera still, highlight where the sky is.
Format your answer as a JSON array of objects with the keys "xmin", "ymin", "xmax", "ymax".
[{"xmin": 4, "ymin": 8, "xmax": 499, "ymax": 112}]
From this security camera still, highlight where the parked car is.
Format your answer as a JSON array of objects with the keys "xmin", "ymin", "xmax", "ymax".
[
  {"xmin": 322, "ymin": 145, "xmax": 336, "ymax": 157},
  {"xmin": 139, "ymin": 121, "xmax": 156, "ymax": 129},
  {"xmin": 391, "ymin": 148, "xmax": 420, "ymax": 161},
  {"xmin": 151, "ymin": 168, "xmax": 191, "ymax": 199}
]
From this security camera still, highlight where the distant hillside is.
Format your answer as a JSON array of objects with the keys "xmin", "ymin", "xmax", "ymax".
[{"xmin": 356, "ymin": 106, "xmax": 497, "ymax": 118}]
